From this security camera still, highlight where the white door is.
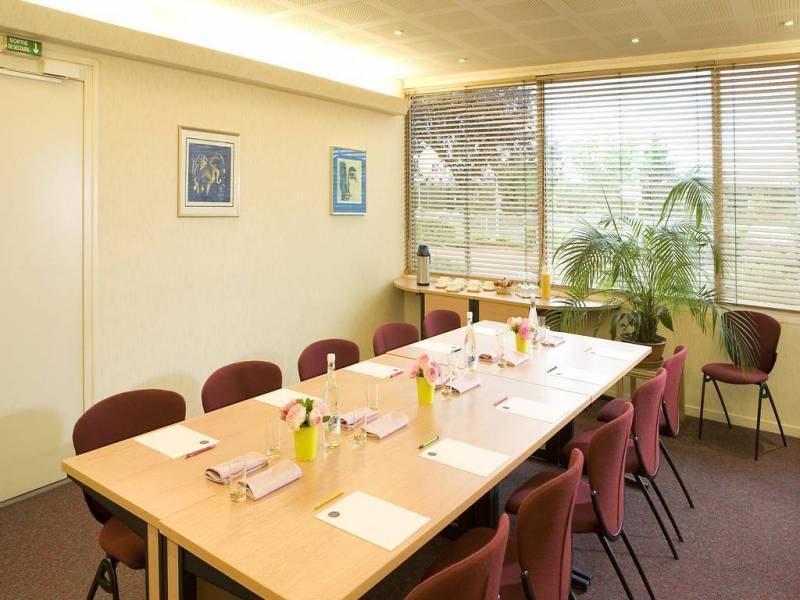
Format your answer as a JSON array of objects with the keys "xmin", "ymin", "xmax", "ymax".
[{"xmin": 0, "ymin": 70, "xmax": 85, "ymax": 501}]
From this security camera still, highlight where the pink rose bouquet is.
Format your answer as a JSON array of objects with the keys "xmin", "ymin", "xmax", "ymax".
[
  {"xmin": 508, "ymin": 317, "xmax": 533, "ymax": 341},
  {"xmin": 407, "ymin": 352, "xmax": 443, "ymax": 385},
  {"xmin": 280, "ymin": 397, "xmax": 329, "ymax": 432}
]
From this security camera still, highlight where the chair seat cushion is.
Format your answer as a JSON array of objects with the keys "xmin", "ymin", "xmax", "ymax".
[
  {"xmin": 598, "ymin": 397, "xmax": 669, "ymax": 435},
  {"xmin": 422, "ymin": 526, "xmax": 496, "ymax": 581},
  {"xmin": 99, "ymin": 517, "xmax": 146, "ymax": 570},
  {"xmin": 505, "ymin": 471, "xmax": 560, "ymax": 515},
  {"xmin": 702, "ymin": 363, "xmax": 768, "ymax": 385},
  {"xmin": 563, "ymin": 429, "xmax": 640, "ymax": 475}
]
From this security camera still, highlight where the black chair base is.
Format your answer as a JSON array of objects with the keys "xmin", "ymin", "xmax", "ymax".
[
  {"xmin": 699, "ymin": 375, "xmax": 787, "ymax": 461},
  {"xmin": 660, "ymin": 438, "xmax": 695, "ymax": 508},
  {"xmin": 87, "ymin": 556, "xmax": 120, "ymax": 600}
]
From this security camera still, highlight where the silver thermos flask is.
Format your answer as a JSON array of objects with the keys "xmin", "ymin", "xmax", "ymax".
[{"xmin": 417, "ymin": 245, "xmax": 430, "ymax": 286}]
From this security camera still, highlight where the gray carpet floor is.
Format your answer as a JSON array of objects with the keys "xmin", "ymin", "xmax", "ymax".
[{"xmin": 2, "ymin": 403, "xmax": 798, "ymax": 599}]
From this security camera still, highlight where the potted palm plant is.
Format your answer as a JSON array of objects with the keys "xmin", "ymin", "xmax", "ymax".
[{"xmin": 555, "ymin": 172, "xmax": 754, "ymax": 367}]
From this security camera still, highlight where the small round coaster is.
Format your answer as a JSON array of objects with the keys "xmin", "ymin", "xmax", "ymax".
[
  {"xmin": 427, "ymin": 451, "xmax": 437, "ymax": 456},
  {"xmin": 328, "ymin": 511, "xmax": 340, "ymax": 518}
]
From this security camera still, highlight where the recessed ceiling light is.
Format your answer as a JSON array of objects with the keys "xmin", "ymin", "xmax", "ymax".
[
  {"xmin": 458, "ymin": 57, "xmax": 468, "ymax": 63},
  {"xmin": 631, "ymin": 37, "xmax": 640, "ymax": 44},
  {"xmin": 782, "ymin": 20, "xmax": 794, "ymax": 27},
  {"xmin": 393, "ymin": 29, "xmax": 404, "ymax": 36}
]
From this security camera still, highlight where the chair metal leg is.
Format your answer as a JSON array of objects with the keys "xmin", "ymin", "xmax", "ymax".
[
  {"xmin": 620, "ymin": 528, "xmax": 657, "ymax": 600},
  {"xmin": 86, "ymin": 556, "xmax": 120, "ymax": 600},
  {"xmin": 764, "ymin": 383, "xmax": 787, "ymax": 447},
  {"xmin": 650, "ymin": 477, "xmax": 683, "ymax": 542},
  {"xmin": 755, "ymin": 386, "xmax": 763, "ymax": 461},
  {"xmin": 634, "ymin": 473, "xmax": 679, "ymax": 559},
  {"xmin": 699, "ymin": 374, "xmax": 707, "ymax": 439},
  {"xmin": 711, "ymin": 379, "xmax": 732, "ymax": 428},
  {"xmin": 569, "ymin": 592, "xmax": 577, "ymax": 600},
  {"xmin": 660, "ymin": 439, "xmax": 695, "ymax": 508},
  {"xmin": 597, "ymin": 534, "xmax": 635, "ymax": 600},
  {"xmin": 571, "ymin": 567, "xmax": 591, "ymax": 592}
]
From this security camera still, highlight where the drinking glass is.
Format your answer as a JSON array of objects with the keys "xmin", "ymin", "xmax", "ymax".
[
  {"xmin": 266, "ymin": 421, "xmax": 282, "ymax": 464},
  {"xmin": 228, "ymin": 456, "xmax": 247, "ymax": 503},
  {"xmin": 367, "ymin": 382, "xmax": 380, "ymax": 412},
  {"xmin": 353, "ymin": 404, "xmax": 368, "ymax": 447},
  {"xmin": 441, "ymin": 350, "xmax": 455, "ymax": 399},
  {"xmin": 537, "ymin": 316, "xmax": 549, "ymax": 345},
  {"xmin": 496, "ymin": 331, "xmax": 507, "ymax": 368}
]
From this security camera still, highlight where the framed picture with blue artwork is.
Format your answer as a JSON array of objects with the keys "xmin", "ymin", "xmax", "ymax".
[
  {"xmin": 178, "ymin": 126, "xmax": 239, "ymax": 217},
  {"xmin": 331, "ymin": 147, "xmax": 366, "ymax": 215}
]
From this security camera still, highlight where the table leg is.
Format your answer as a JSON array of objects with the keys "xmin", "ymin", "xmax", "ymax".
[{"xmin": 147, "ymin": 526, "xmax": 161, "ymax": 600}]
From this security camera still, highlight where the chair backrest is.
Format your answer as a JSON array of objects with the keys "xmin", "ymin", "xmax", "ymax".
[
  {"xmin": 73, "ymin": 389, "xmax": 185, "ymax": 524},
  {"xmin": 631, "ymin": 369, "xmax": 667, "ymax": 477},
  {"xmin": 723, "ymin": 310, "xmax": 781, "ymax": 374},
  {"xmin": 587, "ymin": 402, "xmax": 634, "ymax": 538},
  {"xmin": 297, "ymin": 338, "xmax": 360, "ymax": 381},
  {"xmin": 422, "ymin": 310, "xmax": 462, "ymax": 339},
  {"xmin": 661, "ymin": 346, "xmax": 687, "ymax": 437},
  {"xmin": 516, "ymin": 449, "xmax": 584, "ymax": 600},
  {"xmin": 201, "ymin": 360, "xmax": 282, "ymax": 413},
  {"xmin": 406, "ymin": 514, "xmax": 510, "ymax": 600},
  {"xmin": 372, "ymin": 322, "xmax": 420, "ymax": 356}
]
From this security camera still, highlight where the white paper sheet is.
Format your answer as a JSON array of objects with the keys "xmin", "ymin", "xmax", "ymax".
[
  {"xmin": 549, "ymin": 366, "xmax": 606, "ymax": 385},
  {"xmin": 253, "ymin": 388, "xmax": 322, "ymax": 409},
  {"xmin": 475, "ymin": 321, "xmax": 507, "ymax": 333},
  {"xmin": 586, "ymin": 347, "xmax": 641, "ymax": 361},
  {"xmin": 419, "ymin": 438, "xmax": 509, "ymax": 477},
  {"xmin": 474, "ymin": 326, "xmax": 503, "ymax": 336},
  {"xmin": 495, "ymin": 396, "xmax": 569, "ymax": 424},
  {"xmin": 134, "ymin": 424, "xmax": 219, "ymax": 459},
  {"xmin": 411, "ymin": 340, "xmax": 461, "ymax": 355},
  {"xmin": 315, "ymin": 491, "xmax": 429, "ymax": 551},
  {"xmin": 344, "ymin": 362, "xmax": 405, "ymax": 379}
]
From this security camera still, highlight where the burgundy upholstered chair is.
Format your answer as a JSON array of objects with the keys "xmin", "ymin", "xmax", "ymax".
[
  {"xmin": 500, "ymin": 448, "xmax": 584, "ymax": 600},
  {"xmin": 406, "ymin": 514, "xmax": 510, "ymax": 600},
  {"xmin": 201, "ymin": 360, "xmax": 282, "ymax": 413},
  {"xmin": 372, "ymin": 322, "xmax": 420, "ymax": 356},
  {"xmin": 422, "ymin": 309, "xmax": 462, "ymax": 339},
  {"xmin": 73, "ymin": 389, "xmax": 186, "ymax": 600},
  {"xmin": 568, "ymin": 371, "xmax": 681, "ymax": 560},
  {"xmin": 597, "ymin": 346, "xmax": 694, "ymax": 507},
  {"xmin": 699, "ymin": 310, "xmax": 786, "ymax": 460},
  {"xmin": 507, "ymin": 404, "xmax": 654, "ymax": 600},
  {"xmin": 297, "ymin": 338, "xmax": 360, "ymax": 381}
]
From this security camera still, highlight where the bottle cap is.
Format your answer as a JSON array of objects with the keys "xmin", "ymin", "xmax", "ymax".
[
  {"xmin": 327, "ymin": 353, "xmax": 335, "ymax": 365},
  {"xmin": 466, "ymin": 311, "xmax": 473, "ymax": 321}
]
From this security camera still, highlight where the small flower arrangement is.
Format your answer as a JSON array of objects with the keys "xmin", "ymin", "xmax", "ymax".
[
  {"xmin": 407, "ymin": 353, "xmax": 443, "ymax": 386},
  {"xmin": 508, "ymin": 317, "xmax": 533, "ymax": 341},
  {"xmin": 280, "ymin": 398, "xmax": 329, "ymax": 432}
]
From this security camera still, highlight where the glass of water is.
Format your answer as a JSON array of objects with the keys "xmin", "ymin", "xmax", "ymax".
[
  {"xmin": 354, "ymin": 404, "xmax": 368, "ymax": 447},
  {"xmin": 441, "ymin": 350, "xmax": 455, "ymax": 399},
  {"xmin": 496, "ymin": 330, "xmax": 507, "ymax": 368},
  {"xmin": 266, "ymin": 421, "xmax": 282, "ymax": 465},
  {"xmin": 367, "ymin": 382, "xmax": 380, "ymax": 412},
  {"xmin": 228, "ymin": 456, "xmax": 247, "ymax": 503},
  {"xmin": 537, "ymin": 316, "xmax": 548, "ymax": 345}
]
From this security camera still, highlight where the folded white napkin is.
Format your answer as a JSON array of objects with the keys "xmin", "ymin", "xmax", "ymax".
[
  {"xmin": 340, "ymin": 408, "xmax": 379, "ymax": 430},
  {"xmin": 542, "ymin": 336, "xmax": 566, "ymax": 347},
  {"xmin": 245, "ymin": 461, "xmax": 302, "ymax": 501},
  {"xmin": 365, "ymin": 412, "xmax": 409, "ymax": 439},
  {"xmin": 504, "ymin": 351, "xmax": 529, "ymax": 366},
  {"xmin": 205, "ymin": 451, "xmax": 269, "ymax": 484},
  {"xmin": 445, "ymin": 373, "xmax": 481, "ymax": 394}
]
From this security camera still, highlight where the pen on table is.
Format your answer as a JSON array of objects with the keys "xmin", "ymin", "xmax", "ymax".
[
  {"xmin": 313, "ymin": 490, "xmax": 344, "ymax": 511},
  {"xmin": 184, "ymin": 444, "xmax": 216, "ymax": 459},
  {"xmin": 390, "ymin": 368, "xmax": 404, "ymax": 378},
  {"xmin": 547, "ymin": 365, "xmax": 558, "ymax": 373},
  {"xmin": 418, "ymin": 435, "xmax": 439, "ymax": 450},
  {"xmin": 493, "ymin": 396, "xmax": 508, "ymax": 407}
]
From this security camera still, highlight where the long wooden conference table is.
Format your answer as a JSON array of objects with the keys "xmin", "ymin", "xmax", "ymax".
[{"xmin": 62, "ymin": 322, "xmax": 648, "ymax": 600}]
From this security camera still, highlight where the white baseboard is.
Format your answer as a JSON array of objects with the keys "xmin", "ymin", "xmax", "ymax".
[{"xmin": 684, "ymin": 405, "xmax": 799, "ymax": 439}]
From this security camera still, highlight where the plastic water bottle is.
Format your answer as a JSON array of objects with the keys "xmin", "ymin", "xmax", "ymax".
[
  {"xmin": 322, "ymin": 353, "xmax": 340, "ymax": 449},
  {"xmin": 464, "ymin": 311, "xmax": 477, "ymax": 372}
]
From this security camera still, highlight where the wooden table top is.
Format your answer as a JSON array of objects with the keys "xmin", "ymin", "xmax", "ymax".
[
  {"xmin": 388, "ymin": 324, "xmax": 650, "ymax": 401},
  {"xmin": 394, "ymin": 274, "xmax": 613, "ymax": 311}
]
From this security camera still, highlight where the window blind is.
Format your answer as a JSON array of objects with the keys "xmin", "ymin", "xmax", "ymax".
[
  {"xmin": 407, "ymin": 85, "xmax": 538, "ymax": 278},
  {"xmin": 720, "ymin": 62, "xmax": 800, "ymax": 310},
  {"xmin": 542, "ymin": 69, "xmax": 714, "ymax": 282}
]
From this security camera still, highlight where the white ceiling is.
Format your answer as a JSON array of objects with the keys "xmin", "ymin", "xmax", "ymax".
[{"xmin": 220, "ymin": 0, "xmax": 800, "ymax": 80}]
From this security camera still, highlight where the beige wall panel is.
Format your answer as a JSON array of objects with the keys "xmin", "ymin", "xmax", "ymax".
[{"xmin": 425, "ymin": 295, "xmax": 469, "ymax": 326}]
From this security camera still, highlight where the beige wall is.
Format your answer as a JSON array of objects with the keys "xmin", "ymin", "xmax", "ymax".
[{"xmin": 91, "ymin": 52, "xmax": 405, "ymax": 416}]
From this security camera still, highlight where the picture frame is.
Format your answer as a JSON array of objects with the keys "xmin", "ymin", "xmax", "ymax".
[
  {"xmin": 331, "ymin": 147, "xmax": 366, "ymax": 215},
  {"xmin": 178, "ymin": 126, "xmax": 239, "ymax": 217}
]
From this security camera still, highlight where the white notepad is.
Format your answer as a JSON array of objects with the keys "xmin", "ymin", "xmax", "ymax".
[
  {"xmin": 253, "ymin": 388, "xmax": 322, "ymax": 409},
  {"xmin": 411, "ymin": 340, "xmax": 461, "ymax": 355},
  {"xmin": 419, "ymin": 438, "xmax": 509, "ymax": 477},
  {"xmin": 316, "ymin": 491, "xmax": 429, "ymax": 551},
  {"xmin": 586, "ymin": 347, "xmax": 641, "ymax": 361},
  {"xmin": 474, "ymin": 326, "xmax": 502, "ymax": 336},
  {"xmin": 549, "ymin": 366, "xmax": 606, "ymax": 385},
  {"xmin": 344, "ymin": 362, "xmax": 405, "ymax": 379},
  {"xmin": 495, "ymin": 396, "xmax": 569, "ymax": 424},
  {"xmin": 134, "ymin": 424, "xmax": 218, "ymax": 459},
  {"xmin": 475, "ymin": 321, "xmax": 507, "ymax": 333}
]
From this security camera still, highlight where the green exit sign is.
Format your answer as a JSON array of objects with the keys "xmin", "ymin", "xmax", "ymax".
[{"xmin": 5, "ymin": 35, "xmax": 42, "ymax": 56}]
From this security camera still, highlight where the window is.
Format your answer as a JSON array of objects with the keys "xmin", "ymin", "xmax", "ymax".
[
  {"xmin": 408, "ymin": 85, "xmax": 538, "ymax": 278},
  {"xmin": 543, "ymin": 69, "xmax": 713, "ymax": 282},
  {"xmin": 720, "ymin": 62, "xmax": 800, "ymax": 310}
]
